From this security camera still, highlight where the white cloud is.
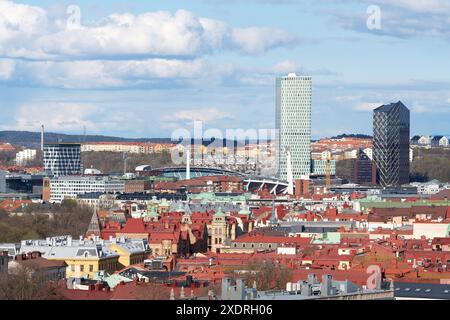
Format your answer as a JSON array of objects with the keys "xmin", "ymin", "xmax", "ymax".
[
  {"xmin": 335, "ymin": 95, "xmax": 360, "ymax": 103},
  {"xmin": 7, "ymin": 57, "xmax": 338, "ymax": 89},
  {"xmin": 231, "ymin": 27, "xmax": 297, "ymax": 55},
  {"xmin": 0, "ymin": 1, "xmax": 50, "ymax": 59},
  {"xmin": 272, "ymin": 60, "xmax": 300, "ymax": 74},
  {"xmin": 11, "ymin": 58, "xmax": 204, "ymax": 89},
  {"xmin": 0, "ymin": 1, "xmax": 299, "ymax": 89},
  {"xmin": 374, "ymin": 0, "xmax": 450, "ymax": 14},
  {"xmin": 0, "ymin": 2, "xmax": 297, "ymax": 60},
  {"xmin": 410, "ymin": 104, "xmax": 429, "ymax": 113},
  {"xmin": 10, "ymin": 103, "xmax": 100, "ymax": 132},
  {"xmin": 329, "ymin": 0, "xmax": 450, "ymax": 41},
  {"xmin": 354, "ymin": 102, "xmax": 382, "ymax": 112},
  {"xmin": 0, "ymin": 59, "xmax": 15, "ymax": 80},
  {"xmin": 410, "ymin": 102, "xmax": 450, "ymax": 114},
  {"xmin": 172, "ymin": 107, "xmax": 233, "ymax": 123}
]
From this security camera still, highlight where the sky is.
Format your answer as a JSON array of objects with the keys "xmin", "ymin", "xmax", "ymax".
[{"xmin": 0, "ymin": 0, "xmax": 449, "ymax": 139}]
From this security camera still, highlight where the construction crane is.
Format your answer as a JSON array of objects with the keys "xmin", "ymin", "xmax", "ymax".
[{"xmin": 325, "ymin": 154, "xmax": 331, "ymax": 192}]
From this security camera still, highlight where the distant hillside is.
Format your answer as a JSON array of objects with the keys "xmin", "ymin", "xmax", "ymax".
[
  {"xmin": 0, "ymin": 131, "xmax": 172, "ymax": 149},
  {"xmin": 0, "ymin": 131, "xmax": 270, "ymax": 149},
  {"xmin": 330, "ymin": 134, "xmax": 373, "ymax": 139},
  {"xmin": 411, "ymin": 148, "xmax": 450, "ymax": 183}
]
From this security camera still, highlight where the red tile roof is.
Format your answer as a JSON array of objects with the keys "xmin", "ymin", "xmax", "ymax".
[
  {"xmin": 234, "ymin": 233, "xmax": 311, "ymax": 245},
  {"xmin": 120, "ymin": 218, "xmax": 148, "ymax": 234},
  {"xmin": 16, "ymin": 256, "xmax": 67, "ymax": 270},
  {"xmin": 0, "ymin": 200, "xmax": 33, "ymax": 212}
]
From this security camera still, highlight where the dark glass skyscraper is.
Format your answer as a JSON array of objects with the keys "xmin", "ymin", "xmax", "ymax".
[
  {"xmin": 373, "ymin": 101, "xmax": 410, "ymax": 186},
  {"xmin": 352, "ymin": 149, "xmax": 376, "ymax": 185}
]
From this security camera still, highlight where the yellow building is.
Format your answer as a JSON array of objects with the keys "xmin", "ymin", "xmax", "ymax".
[
  {"xmin": 108, "ymin": 242, "xmax": 148, "ymax": 268},
  {"xmin": 19, "ymin": 236, "xmax": 148, "ymax": 279},
  {"xmin": 81, "ymin": 142, "xmax": 142, "ymax": 154},
  {"xmin": 63, "ymin": 253, "xmax": 120, "ymax": 279}
]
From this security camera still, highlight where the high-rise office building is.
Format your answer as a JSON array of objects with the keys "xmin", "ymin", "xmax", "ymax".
[
  {"xmin": 276, "ymin": 73, "xmax": 312, "ymax": 180},
  {"xmin": 43, "ymin": 143, "xmax": 81, "ymax": 176},
  {"xmin": 352, "ymin": 149, "xmax": 376, "ymax": 185},
  {"xmin": 373, "ymin": 101, "xmax": 410, "ymax": 186}
]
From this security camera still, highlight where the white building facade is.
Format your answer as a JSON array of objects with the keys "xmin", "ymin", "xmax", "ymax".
[
  {"xmin": 49, "ymin": 176, "xmax": 125, "ymax": 203},
  {"xmin": 439, "ymin": 136, "xmax": 449, "ymax": 147},
  {"xmin": 418, "ymin": 135, "xmax": 432, "ymax": 147},
  {"xmin": 15, "ymin": 149, "xmax": 37, "ymax": 166},
  {"xmin": 311, "ymin": 159, "xmax": 336, "ymax": 176},
  {"xmin": 276, "ymin": 73, "xmax": 312, "ymax": 180},
  {"xmin": 363, "ymin": 148, "xmax": 373, "ymax": 161}
]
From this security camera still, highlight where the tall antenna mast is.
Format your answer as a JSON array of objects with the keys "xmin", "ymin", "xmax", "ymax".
[
  {"xmin": 41, "ymin": 125, "xmax": 45, "ymax": 151},
  {"xmin": 186, "ymin": 146, "xmax": 191, "ymax": 180}
]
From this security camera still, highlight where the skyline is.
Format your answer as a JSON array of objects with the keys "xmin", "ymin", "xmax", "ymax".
[{"xmin": 0, "ymin": 0, "xmax": 449, "ymax": 139}]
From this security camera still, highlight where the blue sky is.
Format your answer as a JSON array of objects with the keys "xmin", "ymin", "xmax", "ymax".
[{"xmin": 0, "ymin": 0, "xmax": 449, "ymax": 139}]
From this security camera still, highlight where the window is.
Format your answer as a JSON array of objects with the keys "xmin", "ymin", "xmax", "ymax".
[
  {"xmin": 80, "ymin": 265, "xmax": 84, "ymax": 272},
  {"xmin": 89, "ymin": 265, "xmax": 94, "ymax": 272},
  {"xmin": 71, "ymin": 264, "xmax": 75, "ymax": 272}
]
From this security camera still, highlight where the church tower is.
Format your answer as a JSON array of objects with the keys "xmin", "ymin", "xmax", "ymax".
[{"xmin": 85, "ymin": 209, "xmax": 101, "ymax": 239}]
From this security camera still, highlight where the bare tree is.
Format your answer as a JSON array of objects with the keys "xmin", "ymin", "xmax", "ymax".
[
  {"xmin": 0, "ymin": 265, "xmax": 63, "ymax": 300},
  {"xmin": 239, "ymin": 261, "xmax": 292, "ymax": 291}
]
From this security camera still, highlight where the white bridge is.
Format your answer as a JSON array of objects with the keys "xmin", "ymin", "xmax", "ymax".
[{"xmin": 244, "ymin": 177, "xmax": 291, "ymax": 195}]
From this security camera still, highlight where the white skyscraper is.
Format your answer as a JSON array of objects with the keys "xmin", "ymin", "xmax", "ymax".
[{"xmin": 276, "ymin": 73, "xmax": 312, "ymax": 180}]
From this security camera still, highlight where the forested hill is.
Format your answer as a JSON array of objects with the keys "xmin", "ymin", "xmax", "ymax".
[
  {"xmin": 0, "ymin": 131, "xmax": 269, "ymax": 149},
  {"xmin": 330, "ymin": 133, "xmax": 373, "ymax": 139},
  {"xmin": 0, "ymin": 131, "xmax": 172, "ymax": 148}
]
